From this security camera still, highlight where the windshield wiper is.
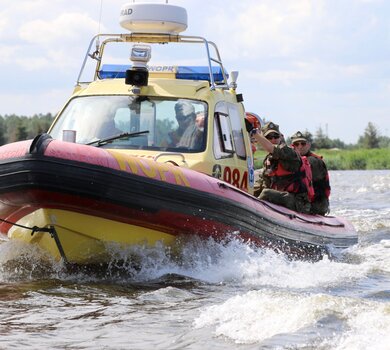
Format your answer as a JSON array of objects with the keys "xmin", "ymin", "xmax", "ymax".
[{"xmin": 86, "ymin": 130, "xmax": 149, "ymax": 147}]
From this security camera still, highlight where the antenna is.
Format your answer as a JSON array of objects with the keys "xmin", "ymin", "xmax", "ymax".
[
  {"xmin": 91, "ymin": 0, "xmax": 103, "ymax": 60},
  {"xmin": 97, "ymin": 0, "xmax": 103, "ymax": 35}
]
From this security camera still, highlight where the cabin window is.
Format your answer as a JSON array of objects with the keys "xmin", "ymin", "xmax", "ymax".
[
  {"xmin": 49, "ymin": 95, "xmax": 207, "ymax": 153},
  {"xmin": 215, "ymin": 112, "xmax": 234, "ymax": 154},
  {"xmin": 213, "ymin": 102, "xmax": 247, "ymax": 160},
  {"xmin": 228, "ymin": 104, "xmax": 246, "ymax": 160},
  {"xmin": 213, "ymin": 101, "xmax": 233, "ymax": 159}
]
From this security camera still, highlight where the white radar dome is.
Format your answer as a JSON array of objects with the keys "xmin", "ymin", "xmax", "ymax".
[{"xmin": 119, "ymin": 3, "xmax": 188, "ymax": 34}]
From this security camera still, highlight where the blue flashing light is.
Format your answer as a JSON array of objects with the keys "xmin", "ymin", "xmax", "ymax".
[
  {"xmin": 99, "ymin": 64, "xmax": 227, "ymax": 82},
  {"xmin": 99, "ymin": 64, "xmax": 129, "ymax": 79},
  {"xmin": 176, "ymin": 66, "xmax": 226, "ymax": 82}
]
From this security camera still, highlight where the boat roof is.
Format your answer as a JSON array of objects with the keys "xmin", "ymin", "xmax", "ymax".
[{"xmin": 74, "ymin": 78, "xmax": 210, "ymax": 99}]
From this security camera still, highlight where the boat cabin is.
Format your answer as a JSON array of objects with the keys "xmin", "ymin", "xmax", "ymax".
[{"xmin": 48, "ymin": 3, "xmax": 259, "ymax": 195}]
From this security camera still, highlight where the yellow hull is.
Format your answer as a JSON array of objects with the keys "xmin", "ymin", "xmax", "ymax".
[{"xmin": 8, "ymin": 209, "xmax": 176, "ymax": 264}]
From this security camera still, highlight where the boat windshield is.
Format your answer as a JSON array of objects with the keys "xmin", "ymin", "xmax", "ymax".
[{"xmin": 49, "ymin": 95, "xmax": 207, "ymax": 152}]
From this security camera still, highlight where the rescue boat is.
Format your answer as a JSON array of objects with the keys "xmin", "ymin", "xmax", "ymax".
[{"xmin": 0, "ymin": 3, "xmax": 357, "ymax": 265}]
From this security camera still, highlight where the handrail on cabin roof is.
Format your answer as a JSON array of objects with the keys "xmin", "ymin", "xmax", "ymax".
[{"xmin": 76, "ymin": 33, "xmax": 229, "ymax": 90}]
